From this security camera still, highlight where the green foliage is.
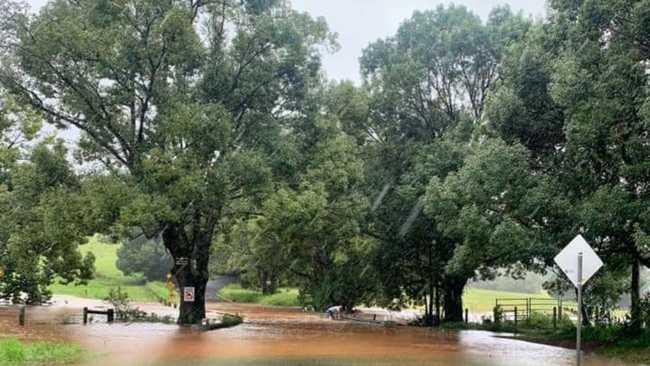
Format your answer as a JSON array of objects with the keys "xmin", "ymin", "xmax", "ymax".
[
  {"xmin": 221, "ymin": 314, "xmax": 244, "ymax": 328},
  {"xmin": 117, "ymin": 235, "xmax": 173, "ymax": 282},
  {"xmin": 425, "ymin": 139, "xmax": 567, "ymax": 290},
  {"xmin": 484, "ymin": 0, "xmax": 650, "ymax": 329},
  {"xmin": 0, "ymin": 0, "xmax": 338, "ymax": 323},
  {"xmin": 105, "ymin": 286, "xmax": 131, "ymax": 319},
  {"xmin": 257, "ymin": 132, "xmax": 379, "ymax": 311},
  {"xmin": 357, "ymin": 4, "xmax": 532, "ymax": 322},
  {"xmin": 211, "ymin": 218, "xmax": 285, "ymax": 294},
  {"xmin": 104, "ymin": 286, "xmax": 175, "ymax": 323},
  {"xmin": 0, "ymin": 142, "xmax": 95, "ymax": 304}
]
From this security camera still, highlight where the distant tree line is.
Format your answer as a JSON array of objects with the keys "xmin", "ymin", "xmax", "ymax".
[{"xmin": 0, "ymin": 0, "xmax": 648, "ymax": 329}]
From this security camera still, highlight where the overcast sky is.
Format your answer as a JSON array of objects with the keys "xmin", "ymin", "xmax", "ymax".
[{"xmin": 26, "ymin": 0, "xmax": 547, "ymax": 83}]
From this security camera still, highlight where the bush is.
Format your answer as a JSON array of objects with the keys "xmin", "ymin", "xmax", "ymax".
[
  {"xmin": 105, "ymin": 287, "xmax": 131, "ymax": 319},
  {"xmin": 116, "ymin": 235, "xmax": 172, "ymax": 282},
  {"xmin": 221, "ymin": 314, "xmax": 243, "ymax": 327}
]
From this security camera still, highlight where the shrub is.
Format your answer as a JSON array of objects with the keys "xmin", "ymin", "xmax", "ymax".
[
  {"xmin": 221, "ymin": 314, "xmax": 243, "ymax": 327},
  {"xmin": 117, "ymin": 236, "xmax": 172, "ymax": 282}
]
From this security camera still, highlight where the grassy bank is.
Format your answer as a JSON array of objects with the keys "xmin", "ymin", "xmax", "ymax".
[
  {"xmin": 442, "ymin": 312, "xmax": 650, "ymax": 364},
  {"xmin": 0, "ymin": 338, "xmax": 84, "ymax": 365},
  {"xmin": 514, "ymin": 326, "xmax": 650, "ymax": 363},
  {"xmin": 217, "ymin": 285, "xmax": 301, "ymax": 307},
  {"xmin": 49, "ymin": 236, "xmax": 168, "ymax": 303}
]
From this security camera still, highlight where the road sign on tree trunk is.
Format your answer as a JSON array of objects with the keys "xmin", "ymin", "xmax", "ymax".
[{"xmin": 183, "ymin": 287, "xmax": 195, "ymax": 302}]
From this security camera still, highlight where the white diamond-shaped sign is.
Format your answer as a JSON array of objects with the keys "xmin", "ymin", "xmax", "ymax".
[{"xmin": 554, "ymin": 234, "xmax": 603, "ymax": 288}]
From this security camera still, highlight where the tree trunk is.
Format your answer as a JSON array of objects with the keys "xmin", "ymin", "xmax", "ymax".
[
  {"xmin": 630, "ymin": 258, "xmax": 641, "ymax": 333},
  {"xmin": 434, "ymin": 285, "xmax": 441, "ymax": 326},
  {"xmin": 425, "ymin": 281, "xmax": 434, "ymax": 327},
  {"xmin": 163, "ymin": 224, "xmax": 212, "ymax": 325},
  {"xmin": 260, "ymin": 270, "xmax": 278, "ymax": 295},
  {"xmin": 442, "ymin": 277, "xmax": 467, "ymax": 322},
  {"xmin": 176, "ymin": 265, "xmax": 208, "ymax": 324}
]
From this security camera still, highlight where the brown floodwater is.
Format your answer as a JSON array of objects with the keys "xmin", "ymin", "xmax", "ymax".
[{"xmin": 0, "ymin": 300, "xmax": 639, "ymax": 366}]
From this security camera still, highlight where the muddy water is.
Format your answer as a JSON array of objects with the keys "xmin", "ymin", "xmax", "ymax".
[{"xmin": 0, "ymin": 301, "xmax": 637, "ymax": 366}]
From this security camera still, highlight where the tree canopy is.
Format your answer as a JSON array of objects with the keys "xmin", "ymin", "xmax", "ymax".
[{"xmin": 0, "ymin": 0, "xmax": 648, "ymax": 330}]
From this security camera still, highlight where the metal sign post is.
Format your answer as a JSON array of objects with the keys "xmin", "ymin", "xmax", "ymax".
[
  {"xmin": 576, "ymin": 252, "xmax": 583, "ymax": 366},
  {"xmin": 554, "ymin": 235, "xmax": 603, "ymax": 366}
]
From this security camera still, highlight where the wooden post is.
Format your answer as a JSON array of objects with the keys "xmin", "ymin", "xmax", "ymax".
[
  {"xmin": 107, "ymin": 309, "xmax": 114, "ymax": 323},
  {"xmin": 18, "ymin": 306, "xmax": 25, "ymax": 326},
  {"xmin": 514, "ymin": 306, "xmax": 518, "ymax": 331},
  {"xmin": 465, "ymin": 308, "xmax": 469, "ymax": 324},
  {"xmin": 493, "ymin": 306, "xmax": 498, "ymax": 324},
  {"xmin": 553, "ymin": 307, "xmax": 557, "ymax": 330},
  {"xmin": 83, "ymin": 307, "xmax": 88, "ymax": 325}
]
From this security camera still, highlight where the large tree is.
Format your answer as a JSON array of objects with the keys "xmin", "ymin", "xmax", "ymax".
[
  {"xmin": 0, "ymin": 140, "xmax": 95, "ymax": 304},
  {"xmin": 259, "ymin": 127, "xmax": 378, "ymax": 311},
  {"xmin": 1, "ymin": 0, "xmax": 334, "ymax": 324},
  {"xmin": 486, "ymin": 0, "xmax": 650, "ymax": 330},
  {"xmin": 357, "ymin": 4, "xmax": 530, "ymax": 322}
]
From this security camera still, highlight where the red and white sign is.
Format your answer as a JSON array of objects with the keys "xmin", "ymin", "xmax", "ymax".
[{"xmin": 183, "ymin": 287, "xmax": 195, "ymax": 302}]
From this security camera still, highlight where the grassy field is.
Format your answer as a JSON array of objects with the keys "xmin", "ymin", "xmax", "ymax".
[
  {"xmin": 463, "ymin": 288, "xmax": 554, "ymax": 313},
  {"xmin": 0, "ymin": 338, "xmax": 84, "ymax": 365},
  {"xmin": 49, "ymin": 236, "xmax": 168, "ymax": 302}
]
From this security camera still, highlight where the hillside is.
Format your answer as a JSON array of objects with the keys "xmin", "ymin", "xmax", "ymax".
[{"xmin": 49, "ymin": 236, "xmax": 168, "ymax": 302}]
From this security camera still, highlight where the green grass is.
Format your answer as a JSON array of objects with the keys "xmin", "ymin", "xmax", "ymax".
[
  {"xmin": 49, "ymin": 236, "xmax": 169, "ymax": 303},
  {"xmin": 463, "ymin": 288, "xmax": 554, "ymax": 313},
  {"xmin": 0, "ymin": 338, "xmax": 84, "ymax": 365},
  {"xmin": 218, "ymin": 285, "xmax": 301, "ymax": 307}
]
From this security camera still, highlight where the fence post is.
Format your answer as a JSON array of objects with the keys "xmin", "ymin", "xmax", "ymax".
[
  {"xmin": 107, "ymin": 309, "xmax": 114, "ymax": 323},
  {"xmin": 465, "ymin": 308, "xmax": 469, "ymax": 324},
  {"xmin": 553, "ymin": 307, "xmax": 557, "ymax": 330},
  {"xmin": 514, "ymin": 307, "xmax": 518, "ymax": 331},
  {"xmin": 83, "ymin": 307, "xmax": 88, "ymax": 325},
  {"xmin": 18, "ymin": 306, "xmax": 25, "ymax": 326}
]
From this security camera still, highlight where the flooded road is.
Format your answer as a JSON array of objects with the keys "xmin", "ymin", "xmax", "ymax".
[{"xmin": 0, "ymin": 300, "xmax": 638, "ymax": 366}]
